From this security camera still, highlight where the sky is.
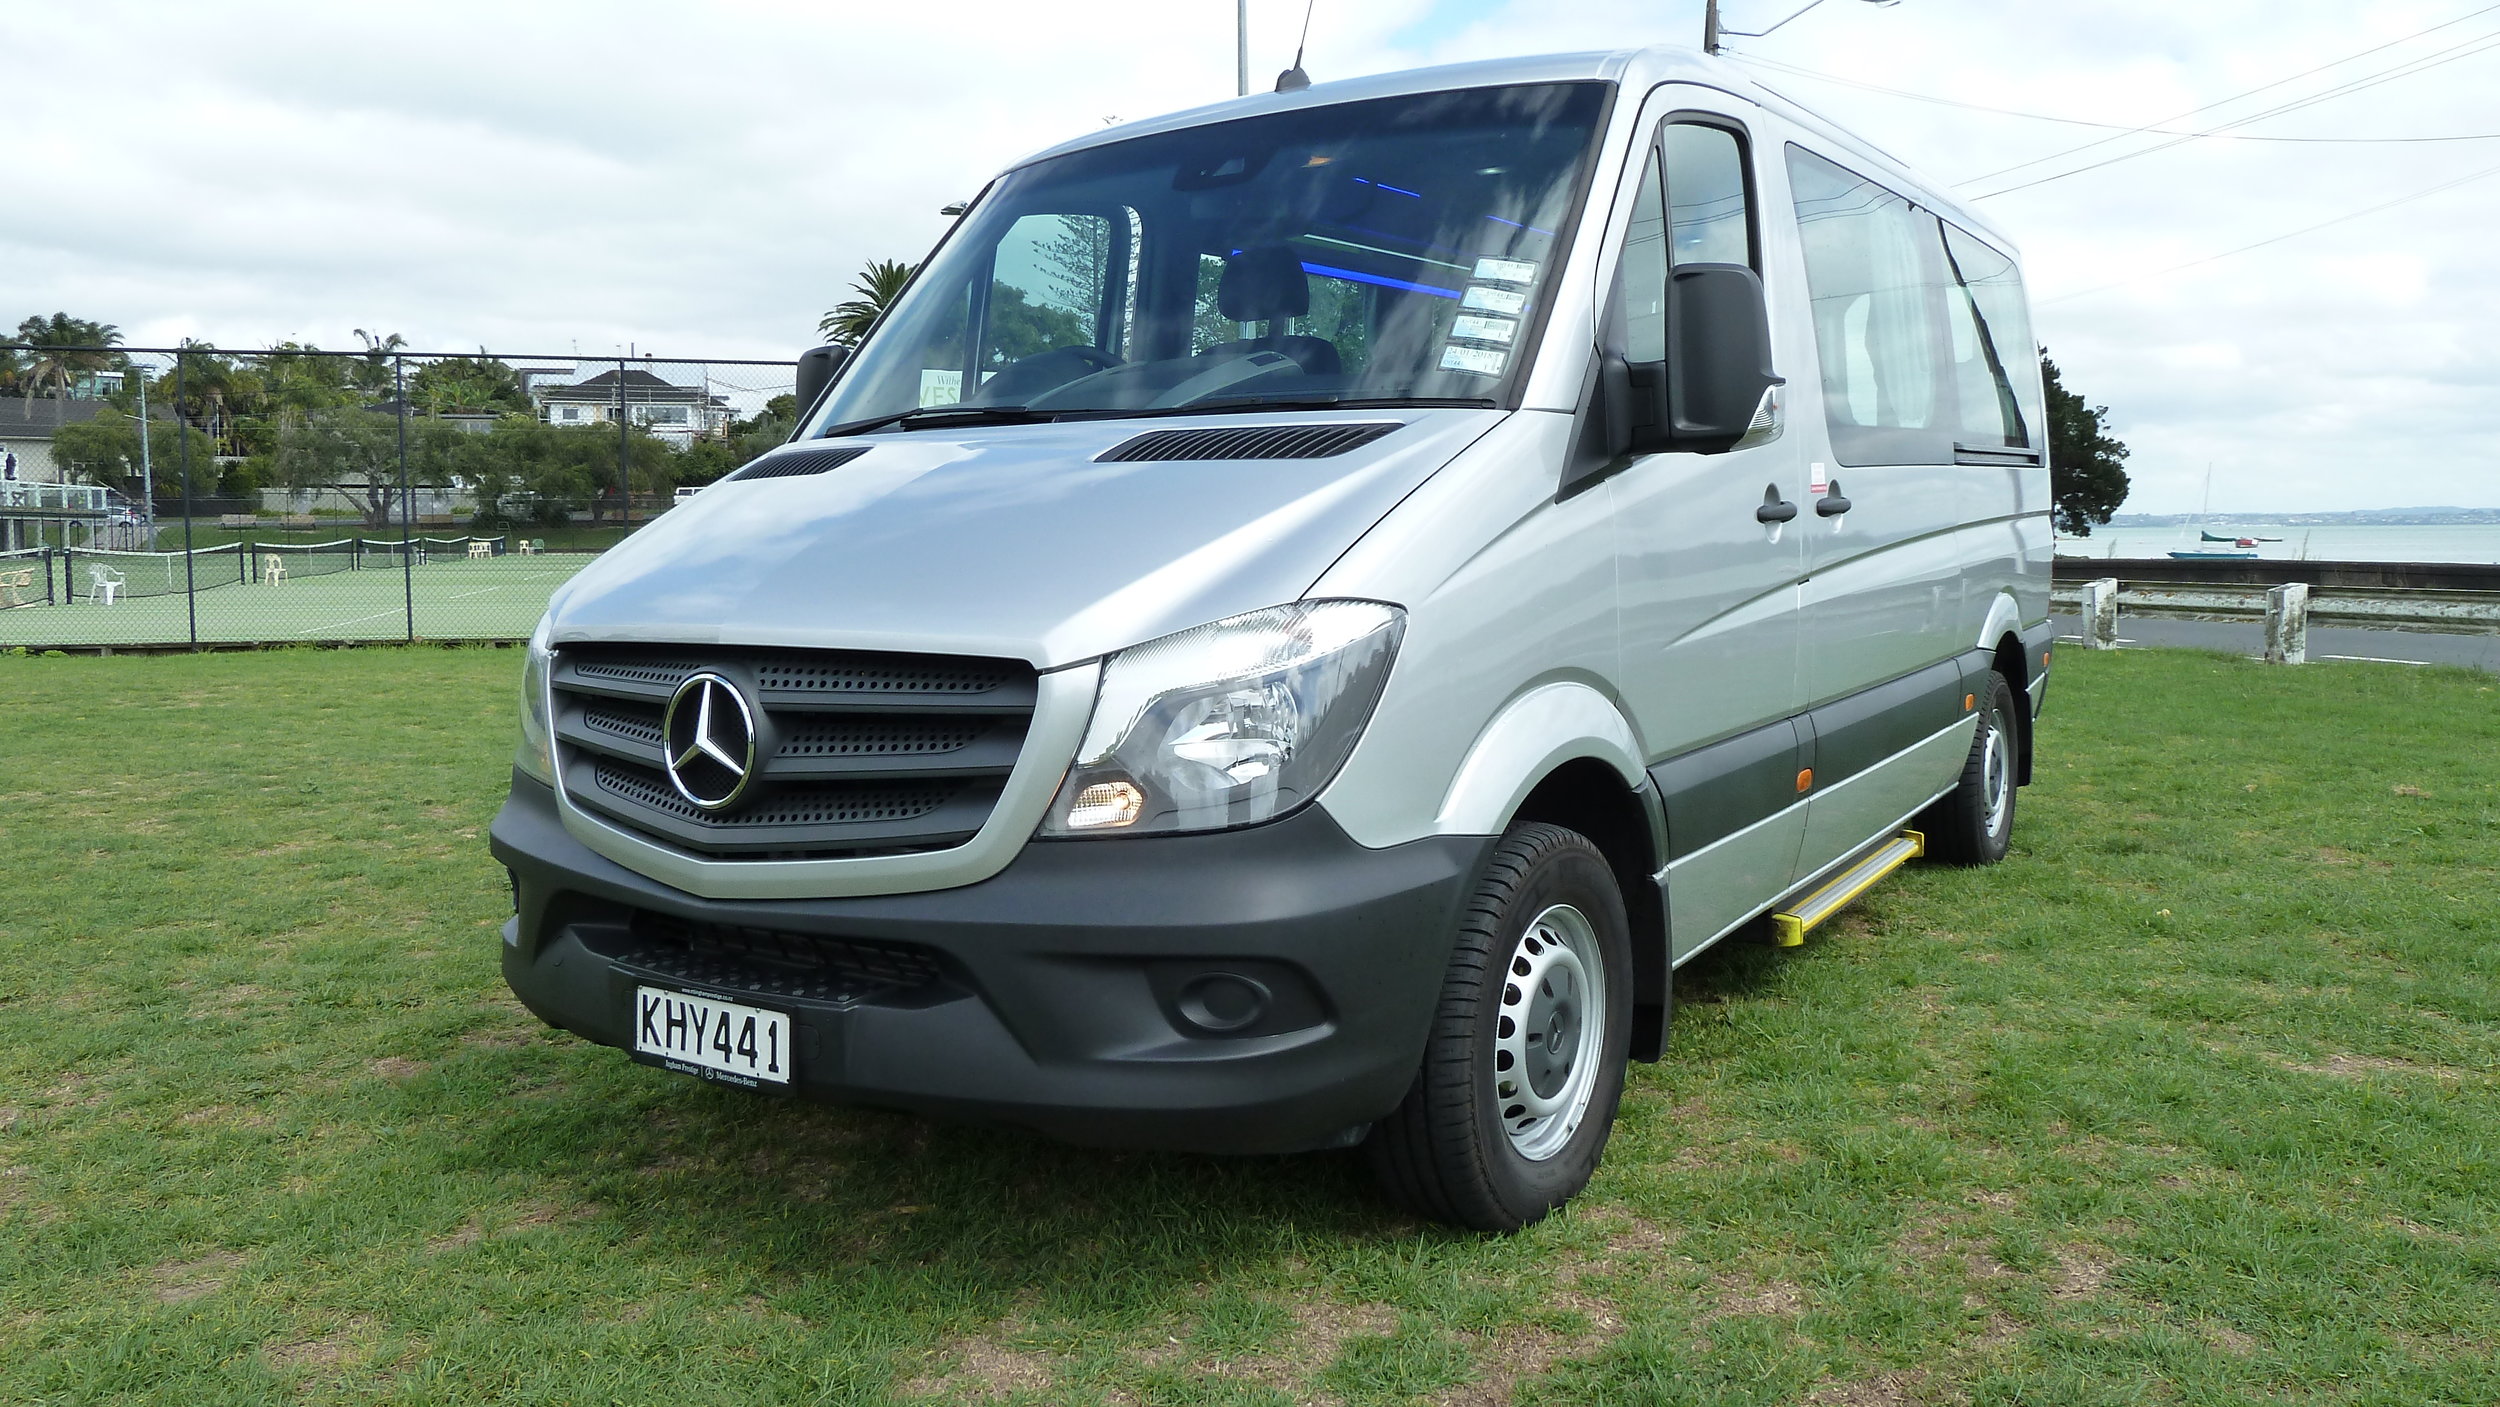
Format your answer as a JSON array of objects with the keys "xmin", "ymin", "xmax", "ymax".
[{"xmin": 7, "ymin": 0, "xmax": 2498, "ymax": 515}]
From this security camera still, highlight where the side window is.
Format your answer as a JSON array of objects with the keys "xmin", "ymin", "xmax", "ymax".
[
  {"xmin": 1785, "ymin": 146, "xmax": 1950, "ymax": 465},
  {"xmin": 1940, "ymin": 223, "xmax": 2041, "ymax": 449},
  {"xmin": 1614, "ymin": 150, "xmax": 1668, "ymax": 362},
  {"xmin": 1662, "ymin": 122, "xmax": 1752, "ymax": 268},
  {"xmin": 982, "ymin": 211, "xmax": 1135, "ymax": 377}
]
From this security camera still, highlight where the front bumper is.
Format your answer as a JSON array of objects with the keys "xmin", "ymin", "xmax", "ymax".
[{"xmin": 489, "ymin": 773, "xmax": 1493, "ymax": 1154}]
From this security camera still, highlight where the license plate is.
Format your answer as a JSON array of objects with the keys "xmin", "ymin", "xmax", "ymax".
[{"xmin": 633, "ymin": 986, "xmax": 791, "ymax": 1087}]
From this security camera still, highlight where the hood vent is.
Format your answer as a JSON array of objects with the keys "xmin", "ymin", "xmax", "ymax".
[
  {"xmin": 730, "ymin": 444, "xmax": 871, "ymax": 481},
  {"xmin": 1096, "ymin": 422, "xmax": 1403, "ymax": 464}
]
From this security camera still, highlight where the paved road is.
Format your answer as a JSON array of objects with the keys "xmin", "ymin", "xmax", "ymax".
[{"xmin": 2049, "ymin": 614, "xmax": 2500, "ymax": 672}]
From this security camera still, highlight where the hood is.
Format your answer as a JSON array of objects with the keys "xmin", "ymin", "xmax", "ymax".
[{"xmin": 546, "ymin": 408, "xmax": 1501, "ymax": 668}]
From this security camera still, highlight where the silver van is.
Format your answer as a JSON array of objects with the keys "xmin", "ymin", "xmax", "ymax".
[{"xmin": 492, "ymin": 46, "xmax": 2054, "ymax": 1230}]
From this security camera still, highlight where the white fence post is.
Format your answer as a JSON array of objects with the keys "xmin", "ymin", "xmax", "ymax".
[
  {"xmin": 2264, "ymin": 582, "xmax": 2311, "ymax": 665},
  {"xmin": 2083, "ymin": 577, "xmax": 2120, "ymax": 650}
]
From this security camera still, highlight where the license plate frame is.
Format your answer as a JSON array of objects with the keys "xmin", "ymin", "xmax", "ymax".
[{"xmin": 631, "ymin": 985, "xmax": 793, "ymax": 1088}]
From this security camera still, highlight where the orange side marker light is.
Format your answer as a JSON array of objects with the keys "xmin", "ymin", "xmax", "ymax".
[
  {"xmin": 1796, "ymin": 768, "xmax": 1814, "ymax": 793},
  {"xmin": 1963, "ymin": 693, "xmax": 1976, "ymax": 711}
]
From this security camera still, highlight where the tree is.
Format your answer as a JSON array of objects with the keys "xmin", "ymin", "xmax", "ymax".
[
  {"xmin": 274, "ymin": 407, "xmax": 457, "ymax": 529},
  {"xmin": 49, "ymin": 408, "xmax": 217, "ymax": 500},
  {"xmin": 819, "ymin": 260, "xmax": 916, "ymax": 346},
  {"xmin": 13, "ymin": 313, "xmax": 124, "ymax": 422},
  {"xmin": 409, "ymin": 354, "xmax": 529, "ymax": 415},
  {"xmin": 2043, "ymin": 350, "xmax": 2130, "ymax": 536}
]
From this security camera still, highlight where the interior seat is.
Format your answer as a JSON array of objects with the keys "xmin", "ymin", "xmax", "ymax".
[{"xmin": 1202, "ymin": 246, "xmax": 1343, "ymax": 377}]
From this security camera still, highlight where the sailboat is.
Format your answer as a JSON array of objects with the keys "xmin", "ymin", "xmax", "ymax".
[{"xmin": 2172, "ymin": 464, "xmax": 2260, "ymax": 559}]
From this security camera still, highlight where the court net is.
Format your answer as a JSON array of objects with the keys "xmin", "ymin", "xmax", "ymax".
[
  {"xmin": 0, "ymin": 548, "xmax": 56, "ymax": 608},
  {"xmin": 63, "ymin": 544, "xmax": 247, "ymax": 600}
]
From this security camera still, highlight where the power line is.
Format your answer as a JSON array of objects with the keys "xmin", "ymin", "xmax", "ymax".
[
  {"xmin": 1957, "ymin": 2, "xmax": 2500, "ymax": 185},
  {"xmin": 1969, "ymin": 29, "xmax": 2500, "ymax": 199},
  {"xmin": 1734, "ymin": 52, "xmax": 2500, "ymax": 145},
  {"xmin": 2035, "ymin": 159, "xmax": 2500, "ymax": 305}
]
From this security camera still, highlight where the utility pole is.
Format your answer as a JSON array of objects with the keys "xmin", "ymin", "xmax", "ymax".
[
  {"xmin": 1704, "ymin": 0, "xmax": 1723, "ymax": 55},
  {"xmin": 1237, "ymin": 0, "xmax": 1249, "ymax": 96},
  {"xmin": 136, "ymin": 364, "xmax": 155, "ymax": 547}
]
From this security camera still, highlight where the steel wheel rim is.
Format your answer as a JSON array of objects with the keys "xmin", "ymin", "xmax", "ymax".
[
  {"xmin": 1982, "ymin": 710, "xmax": 2013, "ymax": 838},
  {"xmin": 1493, "ymin": 902, "xmax": 1605, "ymax": 1163}
]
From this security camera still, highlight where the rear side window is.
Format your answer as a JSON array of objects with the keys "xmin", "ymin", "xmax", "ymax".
[
  {"xmin": 1786, "ymin": 146, "xmax": 1949, "ymax": 465},
  {"xmin": 1939, "ymin": 223, "xmax": 2041, "ymax": 450}
]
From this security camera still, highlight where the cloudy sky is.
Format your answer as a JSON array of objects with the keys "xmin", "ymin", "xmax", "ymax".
[{"xmin": 9, "ymin": 0, "xmax": 2497, "ymax": 514}]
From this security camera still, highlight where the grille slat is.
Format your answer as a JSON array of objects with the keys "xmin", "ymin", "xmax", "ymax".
[
  {"xmin": 1096, "ymin": 421, "xmax": 1403, "ymax": 463},
  {"xmin": 550, "ymin": 644, "xmax": 1037, "ymax": 861}
]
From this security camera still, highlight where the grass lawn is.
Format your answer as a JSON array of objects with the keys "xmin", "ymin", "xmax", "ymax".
[
  {"xmin": 0, "ymin": 555, "xmax": 589, "ymax": 649},
  {"xmin": 1, "ymin": 646, "xmax": 2494, "ymax": 1405}
]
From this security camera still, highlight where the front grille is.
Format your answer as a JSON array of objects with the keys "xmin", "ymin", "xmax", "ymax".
[
  {"xmin": 634, "ymin": 913, "xmax": 948, "ymax": 990},
  {"xmin": 550, "ymin": 644, "xmax": 1037, "ymax": 861}
]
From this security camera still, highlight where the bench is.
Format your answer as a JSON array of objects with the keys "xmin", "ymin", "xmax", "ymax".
[
  {"xmin": 280, "ymin": 515, "xmax": 318, "ymax": 530},
  {"xmin": 219, "ymin": 513, "xmax": 256, "ymax": 529}
]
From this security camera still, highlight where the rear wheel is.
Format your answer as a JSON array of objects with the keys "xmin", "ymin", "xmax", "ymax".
[
  {"xmin": 1923, "ymin": 671, "xmax": 2019, "ymax": 865},
  {"xmin": 1366, "ymin": 823, "xmax": 1632, "ymax": 1232}
]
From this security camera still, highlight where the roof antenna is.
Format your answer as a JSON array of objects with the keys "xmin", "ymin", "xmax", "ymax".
[{"xmin": 1275, "ymin": 0, "xmax": 1316, "ymax": 92}]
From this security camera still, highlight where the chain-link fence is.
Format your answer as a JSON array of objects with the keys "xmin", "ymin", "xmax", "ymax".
[{"xmin": 0, "ymin": 345, "xmax": 798, "ymax": 648}]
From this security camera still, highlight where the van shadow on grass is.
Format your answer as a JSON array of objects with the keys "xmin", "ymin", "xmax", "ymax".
[{"xmin": 412, "ymin": 1036, "xmax": 1430, "ymax": 1335}]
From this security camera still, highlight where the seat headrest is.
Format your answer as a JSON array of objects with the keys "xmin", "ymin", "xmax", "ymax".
[{"xmin": 1218, "ymin": 246, "xmax": 1311, "ymax": 323}]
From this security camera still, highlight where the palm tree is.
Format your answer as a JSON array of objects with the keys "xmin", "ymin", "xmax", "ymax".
[
  {"xmin": 353, "ymin": 328, "xmax": 408, "ymax": 397},
  {"xmin": 818, "ymin": 260, "xmax": 917, "ymax": 347},
  {"xmin": 14, "ymin": 313, "xmax": 124, "ymax": 423}
]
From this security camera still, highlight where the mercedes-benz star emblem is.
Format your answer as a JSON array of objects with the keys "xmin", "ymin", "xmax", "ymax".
[{"xmin": 661, "ymin": 673, "xmax": 758, "ymax": 812}]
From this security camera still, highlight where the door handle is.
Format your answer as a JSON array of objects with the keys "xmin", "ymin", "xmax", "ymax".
[
  {"xmin": 1815, "ymin": 480, "xmax": 1852, "ymax": 517},
  {"xmin": 1755, "ymin": 485, "xmax": 1798, "ymax": 524}
]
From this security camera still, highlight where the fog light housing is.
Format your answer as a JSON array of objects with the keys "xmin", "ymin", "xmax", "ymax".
[{"xmin": 1175, "ymin": 973, "xmax": 1273, "ymax": 1033}]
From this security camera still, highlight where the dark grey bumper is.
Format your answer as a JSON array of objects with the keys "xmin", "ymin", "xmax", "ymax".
[{"xmin": 488, "ymin": 774, "xmax": 1493, "ymax": 1154}]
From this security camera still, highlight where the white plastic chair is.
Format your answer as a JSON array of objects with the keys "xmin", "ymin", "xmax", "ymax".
[
  {"xmin": 260, "ymin": 554, "xmax": 288, "ymax": 585},
  {"xmin": 89, "ymin": 565, "xmax": 124, "ymax": 605}
]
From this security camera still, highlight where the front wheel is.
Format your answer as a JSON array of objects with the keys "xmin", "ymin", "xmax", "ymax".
[
  {"xmin": 1366, "ymin": 823, "xmax": 1632, "ymax": 1232},
  {"xmin": 1922, "ymin": 671, "xmax": 2020, "ymax": 865}
]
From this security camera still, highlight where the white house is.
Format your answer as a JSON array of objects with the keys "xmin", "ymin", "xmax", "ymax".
[{"xmin": 530, "ymin": 367, "xmax": 733, "ymax": 446}]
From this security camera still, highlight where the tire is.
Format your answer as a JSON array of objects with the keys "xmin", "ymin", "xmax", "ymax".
[
  {"xmin": 1366, "ymin": 822, "xmax": 1633, "ymax": 1232},
  {"xmin": 1922, "ymin": 671, "xmax": 2019, "ymax": 866}
]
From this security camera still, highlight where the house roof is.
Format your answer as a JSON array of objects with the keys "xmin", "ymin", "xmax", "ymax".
[
  {"xmin": 0, "ymin": 396, "xmax": 111, "ymax": 441},
  {"xmin": 535, "ymin": 368, "xmax": 729, "ymax": 407}
]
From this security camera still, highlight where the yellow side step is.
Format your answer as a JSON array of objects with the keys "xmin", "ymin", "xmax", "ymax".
[{"xmin": 1769, "ymin": 830, "xmax": 1925, "ymax": 947}]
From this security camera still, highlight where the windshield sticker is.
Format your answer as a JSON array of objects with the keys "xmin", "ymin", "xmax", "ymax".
[
  {"xmin": 1450, "ymin": 314, "xmax": 1518, "ymax": 345},
  {"xmin": 1440, "ymin": 345, "xmax": 1509, "ymax": 377},
  {"xmin": 1461, "ymin": 285, "xmax": 1528, "ymax": 316},
  {"xmin": 1472, "ymin": 257, "xmax": 1538, "ymax": 285},
  {"xmin": 917, "ymin": 370, "xmax": 963, "ymax": 407}
]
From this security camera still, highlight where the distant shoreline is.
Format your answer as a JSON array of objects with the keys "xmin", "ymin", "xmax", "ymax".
[{"xmin": 2110, "ymin": 508, "xmax": 2500, "ymax": 527}]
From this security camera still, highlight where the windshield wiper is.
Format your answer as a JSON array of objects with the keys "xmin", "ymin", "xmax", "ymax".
[{"xmin": 817, "ymin": 403, "xmax": 1056, "ymax": 437}]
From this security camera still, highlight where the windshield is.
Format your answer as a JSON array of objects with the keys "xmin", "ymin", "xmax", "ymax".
[{"xmin": 805, "ymin": 82, "xmax": 1610, "ymax": 434}]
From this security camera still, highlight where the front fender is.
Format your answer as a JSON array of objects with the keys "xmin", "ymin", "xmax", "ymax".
[{"xmin": 1432, "ymin": 681, "xmax": 1648, "ymax": 837}]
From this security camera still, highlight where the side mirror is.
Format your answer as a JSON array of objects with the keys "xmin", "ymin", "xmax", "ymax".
[
  {"xmin": 795, "ymin": 344, "xmax": 849, "ymax": 420},
  {"xmin": 1660, "ymin": 263, "xmax": 1781, "ymax": 454}
]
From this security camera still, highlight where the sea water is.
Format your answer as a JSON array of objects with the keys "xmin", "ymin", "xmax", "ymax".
[{"xmin": 2057, "ymin": 523, "xmax": 2500, "ymax": 565}]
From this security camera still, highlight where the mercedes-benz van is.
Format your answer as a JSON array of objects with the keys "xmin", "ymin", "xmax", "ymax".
[{"xmin": 491, "ymin": 45, "xmax": 2055, "ymax": 1230}]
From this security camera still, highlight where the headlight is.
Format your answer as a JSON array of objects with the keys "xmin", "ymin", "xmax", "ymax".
[
  {"xmin": 515, "ymin": 620, "xmax": 555, "ymax": 785},
  {"xmin": 1041, "ymin": 600, "xmax": 1404, "ymax": 838}
]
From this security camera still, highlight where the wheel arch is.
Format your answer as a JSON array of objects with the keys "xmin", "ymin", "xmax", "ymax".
[
  {"xmin": 1975, "ymin": 592, "xmax": 2034, "ymax": 786},
  {"xmin": 1434, "ymin": 680, "xmax": 1670, "ymax": 1061}
]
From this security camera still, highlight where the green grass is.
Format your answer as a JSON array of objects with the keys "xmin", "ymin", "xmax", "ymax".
[
  {"xmin": 1, "ymin": 646, "xmax": 2495, "ymax": 1404},
  {"xmin": 0, "ymin": 554, "xmax": 589, "ymax": 648}
]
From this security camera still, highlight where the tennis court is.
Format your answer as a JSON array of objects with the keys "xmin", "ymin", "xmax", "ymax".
[{"xmin": 0, "ymin": 539, "xmax": 594, "ymax": 647}]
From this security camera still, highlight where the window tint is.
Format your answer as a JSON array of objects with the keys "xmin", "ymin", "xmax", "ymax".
[
  {"xmin": 1662, "ymin": 123, "xmax": 1751, "ymax": 267},
  {"xmin": 1786, "ymin": 146, "xmax": 1950, "ymax": 465},
  {"xmin": 1614, "ymin": 150, "xmax": 1668, "ymax": 363},
  {"xmin": 1940, "ymin": 223, "xmax": 2040, "ymax": 449}
]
